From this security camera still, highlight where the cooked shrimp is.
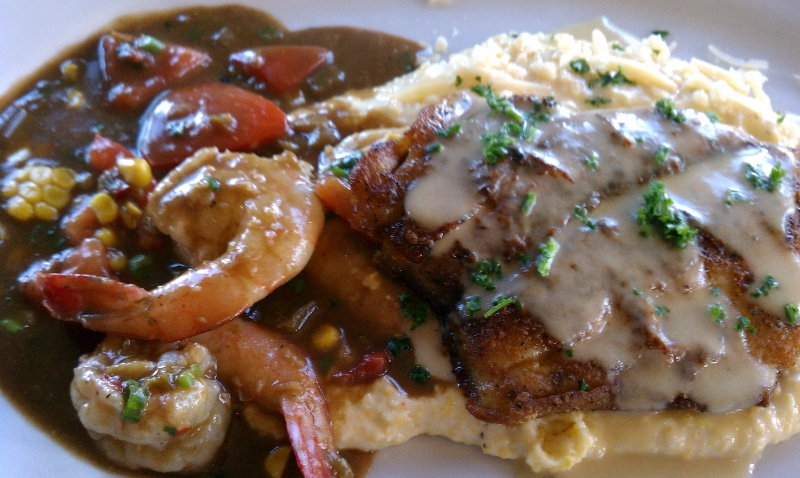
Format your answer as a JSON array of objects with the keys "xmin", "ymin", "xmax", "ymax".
[
  {"xmin": 71, "ymin": 336, "xmax": 231, "ymax": 472},
  {"xmin": 193, "ymin": 318, "xmax": 352, "ymax": 478},
  {"xmin": 35, "ymin": 148, "xmax": 325, "ymax": 342}
]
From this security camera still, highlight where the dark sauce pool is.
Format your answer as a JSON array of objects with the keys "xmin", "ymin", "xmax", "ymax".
[{"xmin": 0, "ymin": 5, "xmax": 429, "ymax": 477}]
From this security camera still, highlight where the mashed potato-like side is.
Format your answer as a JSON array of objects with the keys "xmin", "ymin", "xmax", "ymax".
[{"xmin": 320, "ymin": 25, "xmax": 800, "ymax": 474}]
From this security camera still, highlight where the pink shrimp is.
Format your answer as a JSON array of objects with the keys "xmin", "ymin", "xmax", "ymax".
[
  {"xmin": 35, "ymin": 148, "xmax": 324, "ymax": 342},
  {"xmin": 193, "ymin": 318, "xmax": 351, "ymax": 478}
]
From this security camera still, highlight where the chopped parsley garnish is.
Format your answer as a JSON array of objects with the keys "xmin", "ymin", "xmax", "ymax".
[
  {"xmin": 569, "ymin": 58, "xmax": 591, "ymax": 74},
  {"xmin": 573, "ymin": 205, "xmax": 598, "ymax": 230},
  {"xmin": 122, "ymin": 380, "xmax": 148, "ymax": 422},
  {"xmin": 465, "ymin": 296, "xmax": 483, "ymax": 318},
  {"xmin": 736, "ymin": 316, "xmax": 757, "ymax": 335},
  {"xmin": 398, "ymin": 294, "xmax": 428, "ymax": 329},
  {"xmin": 480, "ymin": 128, "xmax": 515, "ymax": 165},
  {"xmin": 654, "ymin": 306, "xmax": 670, "ymax": 317},
  {"xmin": 750, "ymin": 275, "xmax": 779, "ymax": 298},
  {"xmin": 471, "ymin": 260, "xmax": 502, "ymax": 291},
  {"xmin": 785, "ymin": 304, "xmax": 800, "ymax": 324},
  {"xmin": 455, "ymin": 75, "xmax": 463, "ymax": 87},
  {"xmin": 705, "ymin": 110, "xmax": 720, "ymax": 123},
  {"xmin": 409, "ymin": 364, "xmax": 431, "ymax": 383},
  {"xmin": 535, "ymin": 237, "xmax": 560, "ymax": 276},
  {"xmin": 710, "ymin": 287, "xmax": 720, "ymax": 297},
  {"xmin": 709, "ymin": 303, "xmax": 726, "ymax": 324},
  {"xmin": 164, "ymin": 426, "xmax": 178, "ymax": 437},
  {"xmin": 471, "ymin": 84, "xmax": 525, "ymax": 124},
  {"xmin": 522, "ymin": 192, "xmax": 537, "ymax": 216},
  {"xmin": 654, "ymin": 98, "xmax": 686, "ymax": 124},
  {"xmin": 584, "ymin": 152, "xmax": 599, "ymax": 171},
  {"xmin": 527, "ymin": 96, "xmax": 556, "ymax": 125},
  {"xmin": 578, "ymin": 379, "xmax": 591, "ymax": 392},
  {"xmin": 585, "ymin": 95, "xmax": 612, "ymax": 107},
  {"xmin": 484, "ymin": 295, "xmax": 517, "ymax": 318},
  {"xmin": 651, "ymin": 29, "xmax": 669, "ymax": 38},
  {"xmin": 636, "ymin": 181, "xmax": 697, "ymax": 248},
  {"xmin": 564, "ymin": 349, "xmax": 574, "ymax": 358},
  {"xmin": 633, "ymin": 288, "xmax": 648, "ymax": 299},
  {"xmin": 436, "ymin": 123, "xmax": 462, "ymax": 138},
  {"xmin": 611, "ymin": 42, "xmax": 625, "ymax": 51},
  {"xmin": 745, "ymin": 162, "xmax": 785, "ymax": 193},
  {"xmin": 176, "ymin": 369, "xmax": 197, "ymax": 389},
  {"xmin": 777, "ymin": 111, "xmax": 786, "ymax": 124},
  {"xmin": 654, "ymin": 145, "xmax": 670, "ymax": 165},
  {"xmin": 0, "ymin": 318, "xmax": 24, "ymax": 333},
  {"xmin": 206, "ymin": 177, "xmax": 221, "ymax": 191},
  {"xmin": 589, "ymin": 67, "xmax": 635, "ymax": 88},
  {"xmin": 387, "ymin": 335, "xmax": 413, "ymax": 357},
  {"xmin": 328, "ymin": 151, "xmax": 363, "ymax": 179},
  {"xmin": 724, "ymin": 188, "xmax": 748, "ymax": 206},
  {"xmin": 425, "ymin": 143, "xmax": 443, "ymax": 154}
]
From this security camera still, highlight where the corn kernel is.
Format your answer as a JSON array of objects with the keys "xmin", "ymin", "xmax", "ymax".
[
  {"xmin": 60, "ymin": 60, "xmax": 80, "ymax": 81},
  {"xmin": 264, "ymin": 446, "xmax": 292, "ymax": 478},
  {"xmin": 51, "ymin": 167, "xmax": 76, "ymax": 190},
  {"xmin": 34, "ymin": 202, "xmax": 58, "ymax": 221},
  {"xmin": 107, "ymin": 249, "xmax": 127, "ymax": 272},
  {"xmin": 89, "ymin": 192, "xmax": 118, "ymax": 224},
  {"xmin": 66, "ymin": 89, "xmax": 85, "ymax": 109},
  {"xmin": 1, "ymin": 181, "xmax": 17, "ymax": 199},
  {"xmin": 28, "ymin": 166, "xmax": 53, "ymax": 185},
  {"xmin": 5, "ymin": 197, "xmax": 34, "ymax": 221},
  {"xmin": 41, "ymin": 185, "xmax": 71, "ymax": 209},
  {"xmin": 311, "ymin": 324, "xmax": 341, "ymax": 352},
  {"xmin": 94, "ymin": 227, "xmax": 118, "ymax": 247},
  {"xmin": 11, "ymin": 168, "xmax": 29, "ymax": 183},
  {"xmin": 120, "ymin": 201, "xmax": 143, "ymax": 229},
  {"xmin": 17, "ymin": 181, "xmax": 42, "ymax": 203},
  {"xmin": 116, "ymin": 158, "xmax": 153, "ymax": 189}
]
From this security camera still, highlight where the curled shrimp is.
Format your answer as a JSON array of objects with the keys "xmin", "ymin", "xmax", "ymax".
[
  {"xmin": 35, "ymin": 148, "xmax": 324, "ymax": 342},
  {"xmin": 193, "ymin": 318, "xmax": 352, "ymax": 478}
]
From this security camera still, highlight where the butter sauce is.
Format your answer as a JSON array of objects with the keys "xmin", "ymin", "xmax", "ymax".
[{"xmin": 405, "ymin": 93, "xmax": 799, "ymax": 413}]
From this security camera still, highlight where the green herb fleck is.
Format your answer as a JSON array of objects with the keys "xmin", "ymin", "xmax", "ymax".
[
  {"xmin": 785, "ymin": 303, "xmax": 800, "ymax": 324},
  {"xmin": 589, "ymin": 67, "xmax": 635, "ymax": 88},
  {"xmin": 736, "ymin": 316, "xmax": 757, "ymax": 335},
  {"xmin": 705, "ymin": 110, "xmax": 720, "ymax": 123},
  {"xmin": 710, "ymin": 287, "xmax": 720, "ymax": 297},
  {"xmin": 484, "ymin": 295, "xmax": 517, "ymax": 318},
  {"xmin": 480, "ymin": 128, "xmax": 514, "ymax": 165},
  {"xmin": 654, "ymin": 306, "xmax": 670, "ymax": 317},
  {"xmin": 751, "ymin": 275, "xmax": 779, "ymax": 298},
  {"xmin": 436, "ymin": 123, "xmax": 462, "ymax": 138},
  {"xmin": 574, "ymin": 205, "xmax": 598, "ymax": 230},
  {"xmin": 655, "ymin": 145, "xmax": 670, "ymax": 165},
  {"xmin": 777, "ymin": 111, "xmax": 786, "ymax": 124},
  {"xmin": 166, "ymin": 121, "xmax": 185, "ymax": 137},
  {"xmin": 387, "ymin": 334, "xmax": 413, "ymax": 357},
  {"xmin": 651, "ymin": 30, "xmax": 669, "ymax": 38},
  {"xmin": 585, "ymin": 95, "xmax": 612, "ymax": 107},
  {"xmin": 257, "ymin": 25, "xmax": 283, "ymax": 42},
  {"xmin": 127, "ymin": 254, "xmax": 154, "ymax": 280},
  {"xmin": 709, "ymin": 303, "xmax": 726, "ymax": 324},
  {"xmin": 655, "ymin": 98, "xmax": 686, "ymax": 124},
  {"xmin": 578, "ymin": 379, "xmax": 591, "ymax": 392},
  {"xmin": 471, "ymin": 260, "xmax": 502, "ymax": 291},
  {"xmin": 611, "ymin": 42, "xmax": 625, "ymax": 51},
  {"xmin": 564, "ymin": 349, "xmax": 574, "ymax": 358},
  {"xmin": 745, "ymin": 162, "xmax": 786, "ymax": 193},
  {"xmin": 633, "ymin": 288, "xmax": 648, "ymax": 299},
  {"xmin": 465, "ymin": 296, "xmax": 483, "ymax": 317},
  {"xmin": 584, "ymin": 152, "xmax": 599, "ymax": 171},
  {"xmin": 471, "ymin": 84, "xmax": 525, "ymax": 124},
  {"xmin": 409, "ymin": 364, "xmax": 431, "ymax": 383},
  {"xmin": 724, "ymin": 188, "xmax": 748, "ymax": 206},
  {"xmin": 176, "ymin": 369, "xmax": 196, "ymax": 389},
  {"xmin": 290, "ymin": 277, "xmax": 306, "ymax": 294},
  {"xmin": 317, "ymin": 356, "xmax": 333, "ymax": 372},
  {"xmin": 133, "ymin": 35, "xmax": 165, "ymax": 54},
  {"xmin": 206, "ymin": 177, "xmax": 221, "ymax": 191},
  {"xmin": 455, "ymin": 75, "xmax": 463, "ymax": 87},
  {"xmin": 398, "ymin": 294, "xmax": 428, "ymax": 329},
  {"xmin": 569, "ymin": 58, "xmax": 591, "ymax": 74},
  {"xmin": 122, "ymin": 380, "xmax": 148, "ymax": 422},
  {"xmin": 328, "ymin": 151, "xmax": 363, "ymax": 179},
  {"xmin": 164, "ymin": 426, "xmax": 177, "ymax": 437},
  {"xmin": 425, "ymin": 143, "xmax": 443, "ymax": 154},
  {"xmin": 522, "ymin": 192, "xmax": 537, "ymax": 216},
  {"xmin": 636, "ymin": 182, "xmax": 697, "ymax": 248},
  {"xmin": 0, "ymin": 318, "xmax": 24, "ymax": 333},
  {"xmin": 535, "ymin": 237, "xmax": 560, "ymax": 276}
]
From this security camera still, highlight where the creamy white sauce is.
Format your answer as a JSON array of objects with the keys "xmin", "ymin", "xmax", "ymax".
[{"xmin": 404, "ymin": 95, "xmax": 800, "ymax": 412}]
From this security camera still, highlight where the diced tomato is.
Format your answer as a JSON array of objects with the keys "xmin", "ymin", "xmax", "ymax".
[
  {"xmin": 331, "ymin": 350, "xmax": 391, "ymax": 384},
  {"xmin": 99, "ymin": 33, "xmax": 211, "ymax": 110},
  {"xmin": 230, "ymin": 45, "xmax": 332, "ymax": 94},
  {"xmin": 86, "ymin": 135, "xmax": 134, "ymax": 170},
  {"xmin": 137, "ymin": 82, "xmax": 288, "ymax": 169}
]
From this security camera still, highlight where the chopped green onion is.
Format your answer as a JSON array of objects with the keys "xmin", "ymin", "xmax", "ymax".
[
  {"xmin": 724, "ymin": 188, "xmax": 748, "ymax": 206},
  {"xmin": 709, "ymin": 303, "xmax": 726, "ymax": 324},
  {"xmin": 133, "ymin": 35, "xmax": 166, "ymax": 54},
  {"xmin": 535, "ymin": 237, "xmax": 560, "ymax": 276},
  {"xmin": 654, "ymin": 306, "xmax": 670, "ymax": 317},
  {"xmin": 436, "ymin": 123, "xmax": 462, "ymax": 138},
  {"xmin": 189, "ymin": 363, "xmax": 202, "ymax": 378},
  {"xmin": 785, "ymin": 304, "xmax": 800, "ymax": 324},
  {"xmin": 585, "ymin": 95, "xmax": 612, "ymax": 107},
  {"xmin": 480, "ymin": 128, "xmax": 514, "ymax": 165},
  {"xmin": 483, "ymin": 295, "xmax": 516, "ymax": 318},
  {"xmin": 176, "ymin": 370, "xmax": 197, "ymax": 389},
  {"xmin": 471, "ymin": 260, "xmax": 502, "ymax": 291},
  {"xmin": 655, "ymin": 145, "xmax": 670, "ymax": 164},
  {"xmin": 522, "ymin": 192, "xmax": 537, "ymax": 216},
  {"xmin": 705, "ymin": 110, "xmax": 720, "ymax": 123},
  {"xmin": 750, "ymin": 275, "xmax": 779, "ymax": 298},
  {"xmin": 122, "ymin": 380, "xmax": 148, "ymax": 422},
  {"xmin": 409, "ymin": 364, "xmax": 431, "ymax": 383},
  {"xmin": 425, "ymin": 143, "xmax": 443, "ymax": 154},
  {"xmin": 471, "ymin": 84, "xmax": 525, "ymax": 124},
  {"xmin": 777, "ymin": 111, "xmax": 786, "ymax": 124},
  {"xmin": 164, "ymin": 426, "xmax": 178, "ymax": 437},
  {"xmin": 0, "ymin": 319, "xmax": 24, "ymax": 333},
  {"xmin": 636, "ymin": 182, "xmax": 697, "ymax": 248},
  {"xmin": 573, "ymin": 205, "xmax": 598, "ymax": 230},
  {"xmin": 633, "ymin": 288, "xmax": 648, "ymax": 299},
  {"xmin": 328, "ymin": 151, "xmax": 362, "ymax": 179},
  {"xmin": 578, "ymin": 379, "xmax": 591, "ymax": 392},
  {"xmin": 588, "ymin": 67, "xmax": 635, "ymax": 88},
  {"xmin": 454, "ymin": 75, "xmax": 463, "ymax": 87},
  {"xmin": 736, "ymin": 316, "xmax": 757, "ymax": 335}
]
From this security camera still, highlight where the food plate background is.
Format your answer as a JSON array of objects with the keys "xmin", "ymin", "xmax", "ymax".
[{"xmin": 1, "ymin": 0, "xmax": 798, "ymax": 476}]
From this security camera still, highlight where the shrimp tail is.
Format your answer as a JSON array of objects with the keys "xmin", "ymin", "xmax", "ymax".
[
  {"xmin": 36, "ymin": 273, "xmax": 147, "ymax": 321},
  {"xmin": 282, "ymin": 395, "xmax": 335, "ymax": 478}
]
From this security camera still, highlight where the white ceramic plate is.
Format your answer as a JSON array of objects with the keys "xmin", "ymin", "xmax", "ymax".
[{"xmin": 1, "ymin": 0, "xmax": 799, "ymax": 477}]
